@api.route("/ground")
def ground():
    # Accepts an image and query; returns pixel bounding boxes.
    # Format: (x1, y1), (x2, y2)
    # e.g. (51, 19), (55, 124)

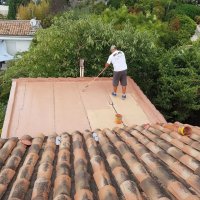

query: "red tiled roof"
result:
(0, 20), (41, 36)
(0, 123), (199, 200)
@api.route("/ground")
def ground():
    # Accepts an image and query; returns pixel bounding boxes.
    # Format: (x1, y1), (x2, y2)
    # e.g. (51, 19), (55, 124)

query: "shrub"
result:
(169, 15), (196, 43)
(195, 16), (200, 24)
(174, 4), (200, 20)
(17, 0), (50, 20)
(92, 2), (107, 14)
(155, 43), (200, 122)
(0, 103), (6, 132)
(152, 5), (165, 20)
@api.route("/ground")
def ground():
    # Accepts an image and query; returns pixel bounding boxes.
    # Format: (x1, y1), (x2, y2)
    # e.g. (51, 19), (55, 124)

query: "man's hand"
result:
(105, 63), (110, 68)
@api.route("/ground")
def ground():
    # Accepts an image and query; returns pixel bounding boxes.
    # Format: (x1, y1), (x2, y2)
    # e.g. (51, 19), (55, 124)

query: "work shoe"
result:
(122, 94), (126, 100)
(112, 92), (117, 97)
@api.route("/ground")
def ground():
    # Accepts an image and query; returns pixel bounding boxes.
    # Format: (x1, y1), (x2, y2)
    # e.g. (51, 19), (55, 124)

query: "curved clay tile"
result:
(0, 139), (18, 166)
(93, 170), (111, 189)
(90, 155), (106, 172)
(54, 175), (71, 198)
(9, 178), (30, 199)
(54, 194), (72, 200)
(107, 154), (122, 171)
(32, 177), (51, 200)
(98, 185), (119, 200)
(74, 189), (93, 200)
(54, 132), (71, 200)
(20, 135), (33, 146)
(120, 180), (142, 200)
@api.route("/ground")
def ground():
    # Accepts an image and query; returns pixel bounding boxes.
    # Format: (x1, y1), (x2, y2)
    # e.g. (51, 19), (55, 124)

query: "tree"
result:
(162, 14), (197, 47)
(17, 0), (50, 20)
(155, 43), (200, 121)
(7, 0), (26, 19)
(50, 0), (70, 14)
(172, 3), (200, 20)
(107, 0), (122, 9)
(7, 0), (16, 19)
(0, 10), (162, 101)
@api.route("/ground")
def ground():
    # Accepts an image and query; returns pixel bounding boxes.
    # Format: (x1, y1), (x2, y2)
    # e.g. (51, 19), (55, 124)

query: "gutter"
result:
(0, 36), (33, 41)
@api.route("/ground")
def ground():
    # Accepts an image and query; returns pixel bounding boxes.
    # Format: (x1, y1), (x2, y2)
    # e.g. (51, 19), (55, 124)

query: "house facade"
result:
(0, 19), (41, 67)
(0, 5), (8, 16)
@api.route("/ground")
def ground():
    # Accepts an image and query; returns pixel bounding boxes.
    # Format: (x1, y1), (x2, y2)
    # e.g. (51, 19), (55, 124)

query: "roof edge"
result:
(2, 81), (18, 138)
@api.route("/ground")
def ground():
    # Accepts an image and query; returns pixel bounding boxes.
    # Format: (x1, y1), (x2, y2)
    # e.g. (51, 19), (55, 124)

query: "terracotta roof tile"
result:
(9, 178), (30, 199)
(98, 185), (119, 200)
(0, 123), (199, 199)
(0, 20), (41, 36)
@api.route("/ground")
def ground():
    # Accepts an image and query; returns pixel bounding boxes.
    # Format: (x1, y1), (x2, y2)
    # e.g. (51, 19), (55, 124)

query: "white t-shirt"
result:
(107, 50), (127, 72)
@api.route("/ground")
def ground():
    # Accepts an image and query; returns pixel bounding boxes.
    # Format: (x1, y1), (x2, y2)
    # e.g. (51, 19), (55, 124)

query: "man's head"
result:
(110, 45), (117, 53)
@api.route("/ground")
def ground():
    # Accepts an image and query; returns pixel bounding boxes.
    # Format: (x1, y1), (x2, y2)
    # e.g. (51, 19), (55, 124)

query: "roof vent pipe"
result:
(80, 59), (84, 77)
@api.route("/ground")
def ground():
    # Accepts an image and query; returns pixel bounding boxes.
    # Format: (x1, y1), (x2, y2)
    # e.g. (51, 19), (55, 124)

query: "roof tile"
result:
(0, 123), (199, 199)
(98, 185), (119, 200)
(93, 171), (111, 189)
(9, 178), (30, 199)
(74, 189), (93, 200)
(0, 20), (41, 36)
(120, 180), (142, 200)
(54, 175), (71, 198)
(31, 178), (50, 199)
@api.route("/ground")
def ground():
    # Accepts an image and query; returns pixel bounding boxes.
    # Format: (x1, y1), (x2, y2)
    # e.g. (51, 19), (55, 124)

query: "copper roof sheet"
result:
(2, 77), (166, 138)
(0, 123), (199, 199)
(0, 20), (41, 36)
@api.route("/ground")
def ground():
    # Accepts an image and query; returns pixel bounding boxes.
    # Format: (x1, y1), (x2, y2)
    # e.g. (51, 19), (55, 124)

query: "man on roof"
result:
(105, 45), (128, 100)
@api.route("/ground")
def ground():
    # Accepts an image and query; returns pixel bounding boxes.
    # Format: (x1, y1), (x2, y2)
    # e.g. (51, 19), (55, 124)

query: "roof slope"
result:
(0, 20), (41, 36)
(2, 77), (166, 138)
(0, 123), (199, 200)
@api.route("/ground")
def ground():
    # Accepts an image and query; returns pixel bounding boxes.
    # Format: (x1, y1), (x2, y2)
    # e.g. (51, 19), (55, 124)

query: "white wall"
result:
(0, 5), (8, 16)
(191, 25), (200, 42)
(5, 40), (32, 56)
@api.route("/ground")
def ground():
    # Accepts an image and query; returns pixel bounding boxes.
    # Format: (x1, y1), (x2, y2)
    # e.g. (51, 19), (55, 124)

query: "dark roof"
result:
(0, 123), (200, 200)
(0, 20), (41, 36)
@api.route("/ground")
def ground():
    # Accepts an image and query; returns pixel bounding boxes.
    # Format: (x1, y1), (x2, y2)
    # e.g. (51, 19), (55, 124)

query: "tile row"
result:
(114, 127), (200, 200)
(0, 124), (199, 200)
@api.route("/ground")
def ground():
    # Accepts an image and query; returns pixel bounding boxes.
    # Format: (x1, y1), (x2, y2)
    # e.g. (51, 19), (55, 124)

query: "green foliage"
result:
(7, 0), (16, 19)
(152, 4), (165, 20)
(173, 3), (200, 20)
(41, 14), (53, 28)
(91, 2), (107, 14)
(107, 0), (122, 9)
(101, 5), (160, 30)
(195, 16), (200, 24)
(0, 103), (6, 132)
(7, 0), (25, 19)
(0, 14), (6, 19)
(168, 15), (196, 44)
(155, 42), (200, 121)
